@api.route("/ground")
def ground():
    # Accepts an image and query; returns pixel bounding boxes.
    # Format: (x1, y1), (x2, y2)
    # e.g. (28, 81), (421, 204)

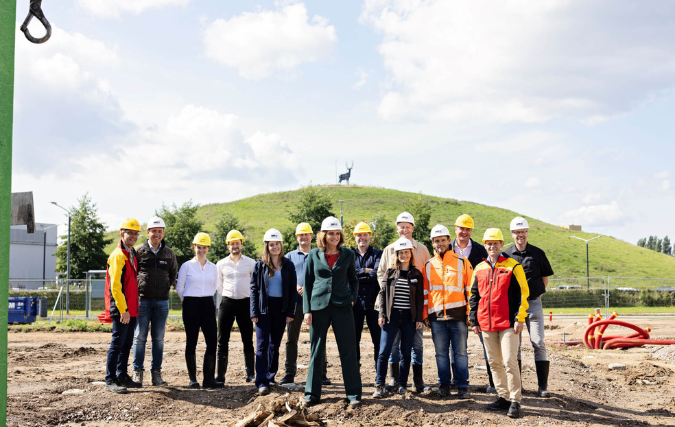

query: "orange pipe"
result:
(583, 320), (650, 350)
(602, 338), (675, 350)
(595, 312), (618, 349)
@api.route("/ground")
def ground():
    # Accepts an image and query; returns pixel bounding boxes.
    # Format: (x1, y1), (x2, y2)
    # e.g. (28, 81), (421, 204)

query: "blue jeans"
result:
(376, 309), (415, 386)
(106, 316), (137, 383)
(132, 299), (169, 372)
(388, 327), (424, 366)
(430, 320), (469, 388)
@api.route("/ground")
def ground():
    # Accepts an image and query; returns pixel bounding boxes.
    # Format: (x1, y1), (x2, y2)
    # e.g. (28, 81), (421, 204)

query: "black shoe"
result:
(372, 384), (386, 399)
(457, 388), (470, 399)
(186, 354), (199, 389)
(535, 360), (551, 398)
(202, 354), (224, 389)
(258, 385), (270, 396)
(385, 363), (399, 392)
(412, 364), (430, 393)
(244, 352), (255, 383)
(321, 375), (331, 386)
(188, 381), (200, 389)
(279, 374), (295, 385)
(435, 384), (451, 397)
(118, 373), (142, 389)
(151, 369), (167, 386)
(487, 397), (511, 411)
(397, 386), (408, 395)
(216, 354), (227, 383)
(105, 380), (128, 394)
(246, 374), (255, 383)
(507, 401), (521, 418)
(304, 396), (320, 407)
(349, 399), (361, 409)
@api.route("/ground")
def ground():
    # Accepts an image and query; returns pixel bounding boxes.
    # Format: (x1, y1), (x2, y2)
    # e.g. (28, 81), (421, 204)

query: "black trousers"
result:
(217, 296), (255, 358)
(353, 307), (381, 365)
(183, 296), (217, 356)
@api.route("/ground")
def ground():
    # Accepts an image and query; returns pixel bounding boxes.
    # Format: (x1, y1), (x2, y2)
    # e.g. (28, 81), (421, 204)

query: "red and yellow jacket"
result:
(423, 250), (473, 321)
(468, 255), (529, 332)
(105, 241), (139, 317)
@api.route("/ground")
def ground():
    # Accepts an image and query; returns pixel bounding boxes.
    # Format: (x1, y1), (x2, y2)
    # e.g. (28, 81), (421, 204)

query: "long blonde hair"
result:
(261, 241), (284, 277)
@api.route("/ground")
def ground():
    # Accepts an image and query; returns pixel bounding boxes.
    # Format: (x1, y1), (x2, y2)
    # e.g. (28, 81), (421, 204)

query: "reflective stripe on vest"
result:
(427, 300), (467, 314)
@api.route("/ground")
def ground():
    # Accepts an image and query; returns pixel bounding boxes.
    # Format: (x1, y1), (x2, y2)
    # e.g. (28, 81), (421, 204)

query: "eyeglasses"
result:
(512, 231), (528, 236)
(124, 231), (140, 237)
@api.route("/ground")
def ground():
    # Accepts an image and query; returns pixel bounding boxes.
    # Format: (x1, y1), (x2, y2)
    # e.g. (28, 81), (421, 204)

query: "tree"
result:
(663, 236), (672, 255)
(646, 235), (657, 251)
(56, 193), (112, 278)
(405, 194), (433, 253)
(371, 214), (397, 250)
(156, 201), (204, 265)
(656, 239), (663, 253)
(283, 186), (336, 252)
(208, 212), (258, 261)
(637, 238), (646, 247)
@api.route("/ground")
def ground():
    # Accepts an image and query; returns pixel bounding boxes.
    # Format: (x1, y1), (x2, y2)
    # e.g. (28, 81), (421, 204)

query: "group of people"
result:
(103, 210), (553, 419)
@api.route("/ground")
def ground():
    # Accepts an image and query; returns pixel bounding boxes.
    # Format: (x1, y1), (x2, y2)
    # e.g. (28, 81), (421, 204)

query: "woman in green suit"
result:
(303, 216), (362, 408)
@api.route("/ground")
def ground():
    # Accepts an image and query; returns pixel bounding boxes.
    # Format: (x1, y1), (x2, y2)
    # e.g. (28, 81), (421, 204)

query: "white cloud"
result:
(560, 201), (626, 227)
(203, 2), (337, 80)
(77, 0), (192, 17)
(361, 0), (675, 123)
(525, 177), (541, 189)
(354, 67), (369, 89)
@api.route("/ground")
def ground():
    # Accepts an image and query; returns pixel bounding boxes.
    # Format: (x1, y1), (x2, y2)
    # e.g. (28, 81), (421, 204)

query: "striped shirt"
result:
(393, 270), (411, 310)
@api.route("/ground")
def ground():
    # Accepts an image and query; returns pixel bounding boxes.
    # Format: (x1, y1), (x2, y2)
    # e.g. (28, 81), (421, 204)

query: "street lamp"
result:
(51, 202), (72, 313)
(338, 200), (345, 226)
(570, 235), (602, 289)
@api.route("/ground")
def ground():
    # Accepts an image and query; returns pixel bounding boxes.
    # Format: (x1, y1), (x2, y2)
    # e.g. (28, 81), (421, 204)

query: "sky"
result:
(10, 0), (675, 245)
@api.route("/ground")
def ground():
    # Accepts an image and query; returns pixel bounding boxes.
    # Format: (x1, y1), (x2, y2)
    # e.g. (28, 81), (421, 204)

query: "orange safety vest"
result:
(423, 250), (473, 320)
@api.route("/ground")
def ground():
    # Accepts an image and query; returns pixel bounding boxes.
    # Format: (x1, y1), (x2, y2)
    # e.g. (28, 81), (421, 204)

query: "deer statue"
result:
(338, 161), (354, 185)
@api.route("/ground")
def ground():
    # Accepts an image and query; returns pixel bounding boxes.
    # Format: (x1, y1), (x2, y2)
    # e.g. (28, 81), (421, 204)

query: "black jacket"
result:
(379, 267), (424, 323)
(352, 246), (383, 311)
(135, 240), (178, 300)
(250, 258), (297, 318)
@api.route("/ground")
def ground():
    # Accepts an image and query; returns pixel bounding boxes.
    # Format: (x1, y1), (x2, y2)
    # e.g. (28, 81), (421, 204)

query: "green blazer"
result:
(303, 247), (359, 313)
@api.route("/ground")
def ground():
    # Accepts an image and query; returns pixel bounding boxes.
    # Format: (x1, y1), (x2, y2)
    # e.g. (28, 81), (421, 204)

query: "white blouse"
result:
(176, 258), (218, 300)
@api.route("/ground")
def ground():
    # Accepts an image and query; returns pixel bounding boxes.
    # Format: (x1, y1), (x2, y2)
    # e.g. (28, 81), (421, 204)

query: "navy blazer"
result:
(352, 246), (382, 311)
(303, 247), (359, 313)
(250, 258), (297, 318)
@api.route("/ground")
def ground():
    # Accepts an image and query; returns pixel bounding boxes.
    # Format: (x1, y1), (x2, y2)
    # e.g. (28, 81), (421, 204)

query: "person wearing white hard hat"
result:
(250, 229), (297, 396)
(176, 233), (223, 389)
(351, 222), (383, 370)
(503, 217), (554, 398)
(376, 211), (431, 393)
(215, 230), (257, 384)
(131, 216), (177, 388)
(280, 223), (330, 386)
(303, 217), (362, 408)
(422, 224), (474, 398)
(469, 228), (529, 418)
(372, 238), (424, 398)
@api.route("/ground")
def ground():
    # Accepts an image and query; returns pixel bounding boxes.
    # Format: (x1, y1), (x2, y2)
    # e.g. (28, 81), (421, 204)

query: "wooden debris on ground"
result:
(232, 395), (322, 427)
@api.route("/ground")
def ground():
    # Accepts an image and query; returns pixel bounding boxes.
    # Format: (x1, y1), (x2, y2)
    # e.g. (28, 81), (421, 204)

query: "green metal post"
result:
(0, 1), (17, 424)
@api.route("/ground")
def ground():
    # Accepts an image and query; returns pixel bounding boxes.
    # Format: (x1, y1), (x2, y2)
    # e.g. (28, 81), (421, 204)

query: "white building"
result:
(10, 223), (58, 290)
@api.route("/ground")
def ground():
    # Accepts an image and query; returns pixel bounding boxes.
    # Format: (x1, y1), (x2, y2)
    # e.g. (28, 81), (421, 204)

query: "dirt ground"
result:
(7, 316), (675, 427)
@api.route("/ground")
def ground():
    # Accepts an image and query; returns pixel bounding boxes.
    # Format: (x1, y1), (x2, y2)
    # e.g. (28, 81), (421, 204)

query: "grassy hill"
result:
(106, 186), (675, 283)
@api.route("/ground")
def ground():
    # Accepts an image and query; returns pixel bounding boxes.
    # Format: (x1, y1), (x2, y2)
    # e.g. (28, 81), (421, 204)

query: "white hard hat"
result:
(393, 237), (413, 252)
(321, 216), (342, 231)
(430, 224), (450, 239)
(510, 217), (529, 231)
(396, 211), (415, 225)
(147, 216), (166, 229)
(263, 228), (283, 242)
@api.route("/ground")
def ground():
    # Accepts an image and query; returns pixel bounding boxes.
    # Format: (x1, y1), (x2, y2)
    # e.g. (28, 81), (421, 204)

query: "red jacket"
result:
(105, 241), (139, 317)
(468, 255), (529, 332)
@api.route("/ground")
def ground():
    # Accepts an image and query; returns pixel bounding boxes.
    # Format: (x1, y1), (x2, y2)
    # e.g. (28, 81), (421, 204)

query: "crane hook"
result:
(21, 0), (52, 44)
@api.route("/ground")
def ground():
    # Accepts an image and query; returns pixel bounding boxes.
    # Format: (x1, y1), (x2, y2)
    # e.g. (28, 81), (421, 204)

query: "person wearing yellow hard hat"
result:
(250, 229), (297, 396)
(279, 223), (330, 386)
(176, 232), (223, 389)
(104, 218), (141, 394)
(468, 228), (530, 418)
(351, 221), (383, 370)
(503, 217), (554, 398)
(450, 214), (492, 393)
(214, 229), (257, 384)
(303, 217), (362, 408)
(376, 211), (431, 394)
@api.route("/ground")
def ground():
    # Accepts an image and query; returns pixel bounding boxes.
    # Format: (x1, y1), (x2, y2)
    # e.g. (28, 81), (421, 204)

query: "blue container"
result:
(8, 297), (39, 324)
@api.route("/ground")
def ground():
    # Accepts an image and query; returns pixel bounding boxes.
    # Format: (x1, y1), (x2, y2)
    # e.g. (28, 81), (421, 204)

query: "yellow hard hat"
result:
(455, 214), (474, 229)
(353, 222), (372, 235)
(120, 218), (141, 231)
(295, 222), (313, 235)
(482, 228), (504, 243)
(193, 232), (211, 246)
(226, 230), (245, 244)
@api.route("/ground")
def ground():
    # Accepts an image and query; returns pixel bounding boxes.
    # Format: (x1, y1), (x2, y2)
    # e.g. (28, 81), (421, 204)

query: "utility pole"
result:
(570, 235), (602, 289)
(339, 200), (345, 226)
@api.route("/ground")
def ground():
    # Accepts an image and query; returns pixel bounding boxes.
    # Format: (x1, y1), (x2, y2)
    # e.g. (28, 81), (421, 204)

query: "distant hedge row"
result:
(9, 290), (186, 312)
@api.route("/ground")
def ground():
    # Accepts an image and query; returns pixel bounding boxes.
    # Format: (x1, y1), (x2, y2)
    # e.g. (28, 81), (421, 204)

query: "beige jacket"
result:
(375, 239), (431, 310)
